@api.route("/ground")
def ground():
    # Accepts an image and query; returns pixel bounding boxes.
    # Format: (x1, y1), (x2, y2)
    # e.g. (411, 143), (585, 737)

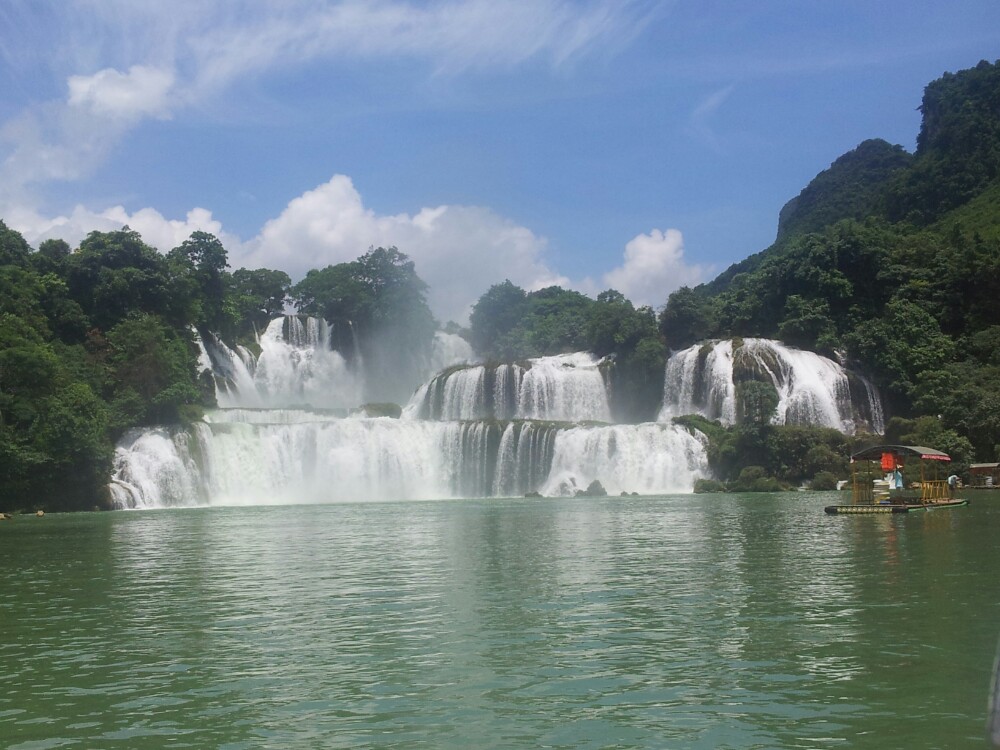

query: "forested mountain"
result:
(2, 59), (999, 509)
(660, 59), (1000, 462)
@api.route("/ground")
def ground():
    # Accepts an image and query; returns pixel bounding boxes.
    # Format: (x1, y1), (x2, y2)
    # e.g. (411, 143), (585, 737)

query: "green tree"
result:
(776, 295), (838, 353)
(0, 313), (61, 430)
(31, 383), (112, 510)
(588, 291), (667, 422)
(67, 228), (178, 330)
(228, 267), (291, 339)
(0, 220), (32, 267)
(168, 231), (230, 331)
(0, 312), (112, 510)
(886, 415), (974, 473)
(846, 297), (955, 411)
(104, 313), (202, 431)
(468, 280), (528, 356)
(292, 247), (436, 401)
(30, 238), (72, 275)
(775, 139), (912, 239)
(736, 380), (779, 428)
(888, 60), (1000, 224)
(659, 286), (716, 350)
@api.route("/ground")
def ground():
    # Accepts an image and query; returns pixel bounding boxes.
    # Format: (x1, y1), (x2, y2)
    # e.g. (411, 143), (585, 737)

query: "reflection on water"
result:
(1, 494), (998, 749)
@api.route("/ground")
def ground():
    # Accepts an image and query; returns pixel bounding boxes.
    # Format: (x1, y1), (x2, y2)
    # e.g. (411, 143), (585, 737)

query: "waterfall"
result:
(659, 340), (737, 425)
(109, 411), (707, 508)
(203, 318), (475, 411)
(540, 424), (710, 497)
(405, 352), (611, 422)
(111, 331), (890, 507)
(113, 323), (712, 507)
(659, 338), (884, 434)
(226, 317), (364, 409)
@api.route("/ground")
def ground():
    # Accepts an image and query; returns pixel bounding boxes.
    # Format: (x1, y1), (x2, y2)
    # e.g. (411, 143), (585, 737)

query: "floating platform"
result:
(824, 499), (969, 515)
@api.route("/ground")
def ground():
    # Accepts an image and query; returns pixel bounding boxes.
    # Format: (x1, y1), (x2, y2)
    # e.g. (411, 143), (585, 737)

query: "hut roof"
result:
(851, 445), (951, 462)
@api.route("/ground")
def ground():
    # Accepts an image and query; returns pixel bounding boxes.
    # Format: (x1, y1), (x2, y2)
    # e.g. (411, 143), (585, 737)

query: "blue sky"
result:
(1, 1), (998, 322)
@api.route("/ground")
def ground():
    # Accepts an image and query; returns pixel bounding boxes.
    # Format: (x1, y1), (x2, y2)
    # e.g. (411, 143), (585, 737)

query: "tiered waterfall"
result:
(109, 318), (709, 508)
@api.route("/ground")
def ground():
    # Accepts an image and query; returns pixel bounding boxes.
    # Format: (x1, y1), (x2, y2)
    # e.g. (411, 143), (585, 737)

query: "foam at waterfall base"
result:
(110, 414), (709, 508)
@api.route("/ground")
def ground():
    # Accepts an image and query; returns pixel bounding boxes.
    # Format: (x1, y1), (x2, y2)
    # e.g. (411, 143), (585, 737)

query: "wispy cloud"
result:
(688, 84), (734, 152)
(185, 1), (654, 89)
(8, 0), (655, 103)
(0, 0), (654, 217)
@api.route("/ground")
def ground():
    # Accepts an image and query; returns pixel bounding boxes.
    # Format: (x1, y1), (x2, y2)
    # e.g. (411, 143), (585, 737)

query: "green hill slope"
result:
(660, 59), (1000, 460)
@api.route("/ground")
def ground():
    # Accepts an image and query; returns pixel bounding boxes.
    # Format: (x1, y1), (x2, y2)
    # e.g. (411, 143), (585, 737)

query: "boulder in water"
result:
(576, 480), (607, 497)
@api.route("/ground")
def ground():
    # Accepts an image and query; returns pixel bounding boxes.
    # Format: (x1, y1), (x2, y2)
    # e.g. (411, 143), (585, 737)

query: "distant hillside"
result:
(704, 59), (1000, 299)
(776, 139), (912, 240)
(702, 140), (913, 296)
(888, 59), (1000, 225)
(659, 59), (1000, 461)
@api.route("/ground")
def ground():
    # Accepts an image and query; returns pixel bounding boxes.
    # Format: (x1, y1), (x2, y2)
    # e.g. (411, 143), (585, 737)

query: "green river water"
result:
(2, 492), (998, 749)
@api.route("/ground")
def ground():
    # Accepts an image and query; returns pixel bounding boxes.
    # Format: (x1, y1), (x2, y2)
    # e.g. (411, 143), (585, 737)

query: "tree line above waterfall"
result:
(3, 59), (1000, 510)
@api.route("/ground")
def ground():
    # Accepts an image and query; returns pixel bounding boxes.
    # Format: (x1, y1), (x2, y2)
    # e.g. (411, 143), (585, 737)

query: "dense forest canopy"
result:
(2, 59), (1000, 509)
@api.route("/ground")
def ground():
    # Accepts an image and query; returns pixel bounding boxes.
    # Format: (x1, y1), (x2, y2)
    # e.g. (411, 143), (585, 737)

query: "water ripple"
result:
(2, 494), (998, 749)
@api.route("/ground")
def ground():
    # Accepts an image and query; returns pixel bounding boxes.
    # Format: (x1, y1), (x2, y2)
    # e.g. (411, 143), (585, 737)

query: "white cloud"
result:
(68, 65), (175, 120)
(240, 175), (567, 323)
(1, 66), (173, 199)
(10, 175), (706, 323)
(599, 228), (708, 308)
(12, 203), (238, 258)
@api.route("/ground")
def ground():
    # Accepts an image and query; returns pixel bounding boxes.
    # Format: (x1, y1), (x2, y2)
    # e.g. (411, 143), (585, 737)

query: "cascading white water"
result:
(203, 332), (262, 407)
(110, 428), (206, 508)
(109, 410), (708, 508)
(204, 319), (474, 411)
(659, 341), (737, 424)
(404, 352), (611, 422)
(540, 424), (710, 497)
(427, 332), (474, 376)
(517, 353), (611, 422)
(110, 416), (460, 507)
(220, 317), (364, 410)
(114, 319), (711, 507)
(112, 329), (893, 508)
(658, 338), (884, 434)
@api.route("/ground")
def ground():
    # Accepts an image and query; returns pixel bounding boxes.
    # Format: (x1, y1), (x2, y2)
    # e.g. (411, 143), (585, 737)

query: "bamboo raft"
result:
(824, 444), (969, 515)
